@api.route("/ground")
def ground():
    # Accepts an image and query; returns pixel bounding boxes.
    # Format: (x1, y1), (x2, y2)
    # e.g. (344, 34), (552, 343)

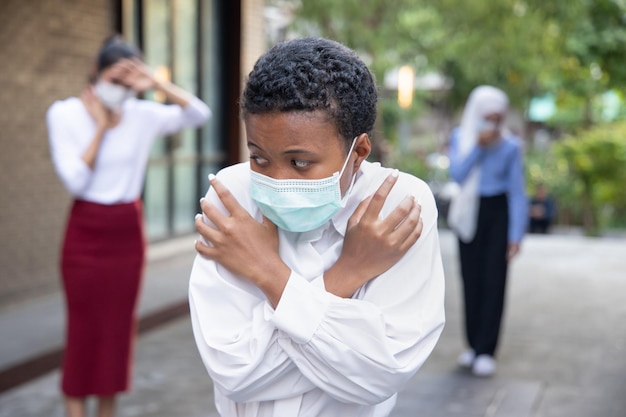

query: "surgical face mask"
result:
(250, 138), (357, 232)
(94, 80), (135, 110)
(477, 119), (498, 133)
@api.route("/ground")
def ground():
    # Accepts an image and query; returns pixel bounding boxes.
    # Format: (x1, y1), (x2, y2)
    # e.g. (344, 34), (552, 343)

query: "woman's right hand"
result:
(324, 171), (424, 298)
(78, 87), (118, 168)
(478, 129), (500, 147)
(80, 87), (114, 129)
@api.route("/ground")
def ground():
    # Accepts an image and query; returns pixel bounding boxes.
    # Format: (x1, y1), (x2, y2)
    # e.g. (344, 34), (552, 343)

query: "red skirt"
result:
(60, 199), (145, 397)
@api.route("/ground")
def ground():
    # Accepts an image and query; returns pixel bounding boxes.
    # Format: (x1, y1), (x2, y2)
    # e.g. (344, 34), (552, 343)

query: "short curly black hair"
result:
(242, 37), (378, 150)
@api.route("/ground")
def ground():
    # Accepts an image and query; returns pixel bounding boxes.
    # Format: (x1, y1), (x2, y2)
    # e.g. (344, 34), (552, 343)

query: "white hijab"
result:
(447, 85), (509, 242)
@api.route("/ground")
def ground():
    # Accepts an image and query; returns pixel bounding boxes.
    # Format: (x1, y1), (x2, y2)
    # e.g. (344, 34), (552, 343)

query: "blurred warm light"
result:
(398, 65), (414, 109)
(153, 65), (171, 102)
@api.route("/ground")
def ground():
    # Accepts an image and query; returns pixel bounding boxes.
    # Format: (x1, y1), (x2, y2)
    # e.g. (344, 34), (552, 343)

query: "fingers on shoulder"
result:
(387, 173), (437, 227)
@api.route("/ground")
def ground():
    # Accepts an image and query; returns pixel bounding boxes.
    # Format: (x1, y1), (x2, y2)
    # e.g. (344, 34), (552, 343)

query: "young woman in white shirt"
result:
(47, 35), (210, 417)
(190, 37), (445, 417)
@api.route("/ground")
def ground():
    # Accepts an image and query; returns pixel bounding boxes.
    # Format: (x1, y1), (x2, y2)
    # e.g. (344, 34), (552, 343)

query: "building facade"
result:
(0, 0), (267, 309)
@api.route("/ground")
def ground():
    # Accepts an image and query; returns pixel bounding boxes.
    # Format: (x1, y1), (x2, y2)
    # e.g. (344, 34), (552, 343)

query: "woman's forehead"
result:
(483, 112), (504, 121)
(245, 112), (343, 150)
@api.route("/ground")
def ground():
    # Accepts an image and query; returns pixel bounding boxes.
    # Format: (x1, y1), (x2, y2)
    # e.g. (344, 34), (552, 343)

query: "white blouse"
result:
(46, 96), (211, 204)
(189, 160), (446, 417)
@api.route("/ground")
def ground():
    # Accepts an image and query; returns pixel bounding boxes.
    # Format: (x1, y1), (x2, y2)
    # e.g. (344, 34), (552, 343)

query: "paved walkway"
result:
(1, 230), (625, 417)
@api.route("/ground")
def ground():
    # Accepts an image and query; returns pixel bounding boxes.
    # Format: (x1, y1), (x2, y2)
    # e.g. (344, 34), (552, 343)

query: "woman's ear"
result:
(352, 133), (371, 170)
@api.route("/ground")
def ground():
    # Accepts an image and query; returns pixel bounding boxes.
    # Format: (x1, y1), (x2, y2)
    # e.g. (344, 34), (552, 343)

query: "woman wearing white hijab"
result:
(447, 85), (527, 377)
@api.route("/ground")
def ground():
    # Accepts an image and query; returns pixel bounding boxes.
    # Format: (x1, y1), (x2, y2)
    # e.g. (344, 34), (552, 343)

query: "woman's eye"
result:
(250, 155), (268, 166)
(291, 160), (310, 168)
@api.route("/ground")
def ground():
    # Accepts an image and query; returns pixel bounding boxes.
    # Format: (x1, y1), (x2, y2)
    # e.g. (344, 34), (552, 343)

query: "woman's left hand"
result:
(194, 176), (290, 294)
(108, 58), (156, 92)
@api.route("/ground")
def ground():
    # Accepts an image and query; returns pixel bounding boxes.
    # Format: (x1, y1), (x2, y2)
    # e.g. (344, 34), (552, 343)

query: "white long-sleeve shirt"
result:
(189, 160), (446, 417)
(46, 96), (211, 204)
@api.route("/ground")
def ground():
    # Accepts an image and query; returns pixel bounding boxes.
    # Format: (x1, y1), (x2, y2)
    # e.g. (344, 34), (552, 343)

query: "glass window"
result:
(143, 164), (169, 240)
(122, 0), (224, 241)
(173, 162), (197, 233)
(172, 0), (199, 234)
(121, 0), (140, 45)
(143, 0), (171, 159)
(142, 0), (172, 239)
(200, 0), (223, 194)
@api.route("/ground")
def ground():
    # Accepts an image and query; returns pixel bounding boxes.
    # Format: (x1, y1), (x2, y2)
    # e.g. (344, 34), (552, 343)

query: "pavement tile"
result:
(391, 373), (541, 417)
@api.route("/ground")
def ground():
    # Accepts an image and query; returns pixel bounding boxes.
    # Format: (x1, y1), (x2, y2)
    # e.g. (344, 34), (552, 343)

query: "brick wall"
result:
(0, 0), (114, 309)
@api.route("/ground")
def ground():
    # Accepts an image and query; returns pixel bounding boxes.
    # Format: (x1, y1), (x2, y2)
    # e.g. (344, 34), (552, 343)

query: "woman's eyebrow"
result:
(283, 148), (316, 156)
(247, 141), (264, 152)
(249, 141), (316, 156)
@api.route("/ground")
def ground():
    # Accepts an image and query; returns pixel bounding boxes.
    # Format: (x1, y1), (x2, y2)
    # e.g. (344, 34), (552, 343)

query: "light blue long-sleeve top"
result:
(448, 127), (528, 243)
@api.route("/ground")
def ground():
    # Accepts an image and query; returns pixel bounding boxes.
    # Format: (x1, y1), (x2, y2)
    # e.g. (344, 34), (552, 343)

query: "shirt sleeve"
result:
(268, 180), (446, 405)
(152, 96), (211, 137)
(188, 180), (316, 403)
(448, 128), (484, 185)
(507, 141), (528, 243)
(46, 102), (93, 195)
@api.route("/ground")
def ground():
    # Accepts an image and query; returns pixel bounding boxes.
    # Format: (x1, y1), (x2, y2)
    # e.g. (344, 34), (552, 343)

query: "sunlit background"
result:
(267, 0), (626, 239)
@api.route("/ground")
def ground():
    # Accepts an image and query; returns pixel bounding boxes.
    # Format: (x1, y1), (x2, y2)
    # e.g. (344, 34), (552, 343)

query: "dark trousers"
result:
(529, 218), (550, 234)
(459, 194), (508, 357)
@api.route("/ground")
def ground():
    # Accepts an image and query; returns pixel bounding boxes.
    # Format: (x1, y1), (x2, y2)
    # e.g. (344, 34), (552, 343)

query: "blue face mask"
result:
(477, 119), (498, 133)
(250, 138), (357, 232)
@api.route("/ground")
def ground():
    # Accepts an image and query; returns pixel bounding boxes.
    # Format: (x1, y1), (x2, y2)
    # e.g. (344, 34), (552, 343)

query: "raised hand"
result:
(324, 171), (424, 298)
(478, 129), (500, 147)
(80, 87), (117, 129)
(195, 175), (290, 307)
(108, 58), (156, 93)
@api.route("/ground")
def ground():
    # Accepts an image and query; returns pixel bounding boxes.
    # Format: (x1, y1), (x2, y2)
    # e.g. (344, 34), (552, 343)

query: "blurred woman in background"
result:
(447, 85), (527, 377)
(46, 35), (210, 417)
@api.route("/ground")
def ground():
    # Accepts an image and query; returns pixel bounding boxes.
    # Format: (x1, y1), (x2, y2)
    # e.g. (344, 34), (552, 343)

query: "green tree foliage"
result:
(554, 122), (626, 234)
(424, 0), (565, 108)
(290, 0), (626, 120)
(539, 0), (626, 127)
(288, 0), (626, 232)
(291, 0), (445, 82)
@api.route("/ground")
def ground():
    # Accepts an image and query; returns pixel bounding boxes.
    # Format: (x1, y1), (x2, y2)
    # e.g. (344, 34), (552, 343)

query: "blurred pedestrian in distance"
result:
(529, 183), (555, 234)
(46, 34), (210, 417)
(189, 37), (445, 417)
(447, 85), (527, 377)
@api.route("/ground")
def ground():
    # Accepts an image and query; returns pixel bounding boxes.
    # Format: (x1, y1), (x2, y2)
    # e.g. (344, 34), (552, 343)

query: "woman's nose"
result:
(263, 166), (294, 180)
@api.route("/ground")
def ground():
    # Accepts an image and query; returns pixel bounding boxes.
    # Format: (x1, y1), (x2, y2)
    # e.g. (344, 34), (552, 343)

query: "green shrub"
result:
(554, 121), (626, 235)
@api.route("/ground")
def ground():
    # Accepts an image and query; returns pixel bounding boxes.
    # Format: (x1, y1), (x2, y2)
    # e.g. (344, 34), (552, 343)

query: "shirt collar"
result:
(330, 161), (385, 237)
